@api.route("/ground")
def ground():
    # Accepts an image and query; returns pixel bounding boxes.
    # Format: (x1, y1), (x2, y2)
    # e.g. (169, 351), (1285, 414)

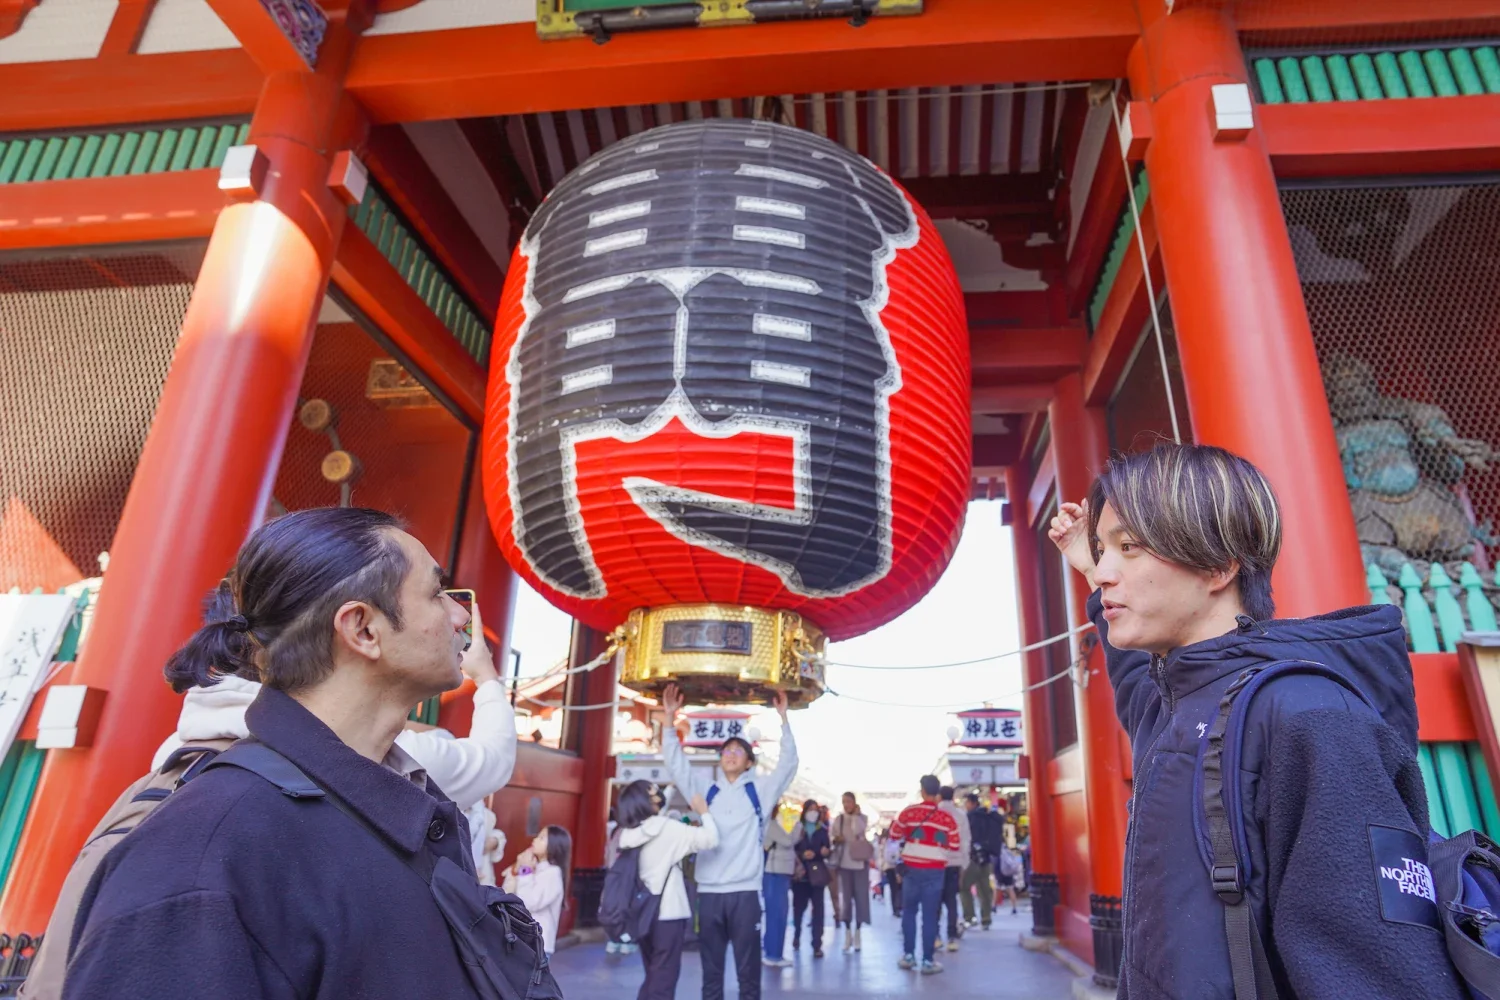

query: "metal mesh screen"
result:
(1282, 180), (1500, 617)
(1107, 298), (1192, 455)
(271, 314), (474, 576)
(0, 244), (204, 591)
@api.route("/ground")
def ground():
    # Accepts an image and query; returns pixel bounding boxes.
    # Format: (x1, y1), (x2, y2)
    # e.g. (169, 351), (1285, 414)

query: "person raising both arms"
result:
(660, 683), (798, 1000)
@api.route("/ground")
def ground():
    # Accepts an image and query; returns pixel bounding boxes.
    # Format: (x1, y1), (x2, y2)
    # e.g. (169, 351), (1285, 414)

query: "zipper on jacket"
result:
(1121, 654), (1176, 963)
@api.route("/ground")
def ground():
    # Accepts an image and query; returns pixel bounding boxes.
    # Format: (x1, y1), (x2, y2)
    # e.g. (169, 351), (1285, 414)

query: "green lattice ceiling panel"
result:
(1250, 44), (1500, 104)
(348, 184), (491, 367)
(0, 121), (249, 185)
(1088, 168), (1151, 334)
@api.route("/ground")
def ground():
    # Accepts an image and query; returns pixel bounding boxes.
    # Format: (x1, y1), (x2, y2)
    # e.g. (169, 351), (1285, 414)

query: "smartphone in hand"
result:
(445, 588), (476, 650)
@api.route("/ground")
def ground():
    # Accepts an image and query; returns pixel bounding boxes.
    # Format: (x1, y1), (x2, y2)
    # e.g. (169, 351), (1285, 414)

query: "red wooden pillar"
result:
(563, 623), (617, 881)
(0, 20), (368, 932)
(1050, 373), (1130, 981)
(442, 472), (520, 737)
(1129, 8), (1366, 616)
(1006, 464), (1060, 939)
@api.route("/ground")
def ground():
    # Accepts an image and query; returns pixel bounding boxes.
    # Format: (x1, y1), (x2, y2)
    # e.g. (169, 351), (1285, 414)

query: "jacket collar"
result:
(246, 686), (439, 854)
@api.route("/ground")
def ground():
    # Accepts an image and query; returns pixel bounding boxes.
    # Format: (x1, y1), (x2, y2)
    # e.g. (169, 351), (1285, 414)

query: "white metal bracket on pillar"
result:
(1211, 83), (1255, 141)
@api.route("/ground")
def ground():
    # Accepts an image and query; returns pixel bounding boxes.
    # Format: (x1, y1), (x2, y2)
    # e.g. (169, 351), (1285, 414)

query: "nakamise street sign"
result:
(953, 707), (1024, 749)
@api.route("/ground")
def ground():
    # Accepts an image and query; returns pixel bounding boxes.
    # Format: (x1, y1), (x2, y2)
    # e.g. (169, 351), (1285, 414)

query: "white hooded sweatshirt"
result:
(151, 675), (517, 812)
(617, 813), (720, 922)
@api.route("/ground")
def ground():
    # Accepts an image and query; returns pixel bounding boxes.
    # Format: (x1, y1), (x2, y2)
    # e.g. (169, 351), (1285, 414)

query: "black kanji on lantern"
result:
(505, 119), (917, 599)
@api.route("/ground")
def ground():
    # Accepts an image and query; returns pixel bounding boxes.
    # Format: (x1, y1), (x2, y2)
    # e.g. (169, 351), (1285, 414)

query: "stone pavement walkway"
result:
(550, 896), (1079, 1000)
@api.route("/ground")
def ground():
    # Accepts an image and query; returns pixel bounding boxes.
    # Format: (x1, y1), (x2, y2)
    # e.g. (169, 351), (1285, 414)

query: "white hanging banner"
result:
(953, 707), (1024, 749)
(0, 594), (77, 762)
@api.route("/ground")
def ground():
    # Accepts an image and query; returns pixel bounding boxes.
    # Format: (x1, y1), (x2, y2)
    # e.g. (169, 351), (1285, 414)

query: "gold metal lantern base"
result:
(617, 604), (826, 707)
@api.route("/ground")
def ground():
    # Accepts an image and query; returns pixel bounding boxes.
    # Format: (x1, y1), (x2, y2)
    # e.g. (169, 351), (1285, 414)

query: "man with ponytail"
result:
(62, 508), (504, 1000)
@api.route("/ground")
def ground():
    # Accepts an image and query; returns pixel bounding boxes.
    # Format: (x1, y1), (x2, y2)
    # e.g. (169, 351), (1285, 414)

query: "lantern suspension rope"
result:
(815, 620), (1093, 670)
(821, 647), (1092, 710)
(1110, 83), (1182, 445)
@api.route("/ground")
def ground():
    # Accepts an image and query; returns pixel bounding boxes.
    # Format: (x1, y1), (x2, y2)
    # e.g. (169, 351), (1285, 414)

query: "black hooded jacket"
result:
(1089, 591), (1466, 1000)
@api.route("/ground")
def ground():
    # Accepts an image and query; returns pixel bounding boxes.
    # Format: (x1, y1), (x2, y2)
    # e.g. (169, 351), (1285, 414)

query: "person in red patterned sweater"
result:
(888, 775), (961, 975)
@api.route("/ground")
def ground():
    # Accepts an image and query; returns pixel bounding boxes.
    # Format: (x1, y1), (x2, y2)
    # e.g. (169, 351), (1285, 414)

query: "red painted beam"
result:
(971, 383), (1054, 414)
(1236, 0), (1500, 46)
(0, 51), (260, 132)
(1418, 651), (1478, 743)
(346, 0), (1137, 123)
(0, 170), (222, 250)
(364, 124), (503, 319)
(973, 433), (1024, 467)
(331, 225), (487, 423)
(971, 326), (1086, 382)
(205, 0), (313, 74)
(965, 290), (1063, 328)
(1261, 95), (1500, 179)
(901, 174), (1053, 220)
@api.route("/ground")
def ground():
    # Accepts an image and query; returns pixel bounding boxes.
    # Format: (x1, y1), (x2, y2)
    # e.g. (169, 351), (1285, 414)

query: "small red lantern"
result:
(482, 119), (969, 704)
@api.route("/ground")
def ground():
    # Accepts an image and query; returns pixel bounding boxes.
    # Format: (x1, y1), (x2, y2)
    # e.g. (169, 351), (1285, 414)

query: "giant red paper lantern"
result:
(482, 119), (969, 701)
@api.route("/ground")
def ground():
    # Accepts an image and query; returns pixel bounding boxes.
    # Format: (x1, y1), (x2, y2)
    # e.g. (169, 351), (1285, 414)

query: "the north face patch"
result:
(1369, 825), (1441, 930)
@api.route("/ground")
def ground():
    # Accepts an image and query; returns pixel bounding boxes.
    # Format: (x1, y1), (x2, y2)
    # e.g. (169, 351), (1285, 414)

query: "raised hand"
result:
(460, 601), (500, 686)
(773, 688), (790, 721)
(1048, 500), (1097, 587)
(690, 793), (709, 816)
(662, 683), (685, 722)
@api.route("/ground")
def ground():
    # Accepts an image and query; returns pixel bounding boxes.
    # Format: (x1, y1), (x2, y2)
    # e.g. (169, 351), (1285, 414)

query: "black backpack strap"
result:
(1203, 668), (1281, 1000)
(1203, 661), (1374, 1000)
(205, 740), (435, 882)
(203, 741), (326, 799)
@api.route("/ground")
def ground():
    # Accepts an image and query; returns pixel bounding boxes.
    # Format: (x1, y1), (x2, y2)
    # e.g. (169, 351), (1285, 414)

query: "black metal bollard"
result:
(0, 932), (43, 997)
(1089, 894), (1123, 988)
(1029, 872), (1059, 937)
(571, 867), (608, 928)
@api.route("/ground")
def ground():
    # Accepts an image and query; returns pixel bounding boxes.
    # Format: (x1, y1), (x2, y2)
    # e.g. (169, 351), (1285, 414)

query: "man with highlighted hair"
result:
(1050, 442), (1464, 1000)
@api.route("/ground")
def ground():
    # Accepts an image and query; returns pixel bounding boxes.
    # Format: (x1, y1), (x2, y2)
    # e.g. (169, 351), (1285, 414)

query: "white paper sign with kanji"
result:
(0, 594), (77, 762)
(953, 708), (1024, 749)
(681, 710), (752, 748)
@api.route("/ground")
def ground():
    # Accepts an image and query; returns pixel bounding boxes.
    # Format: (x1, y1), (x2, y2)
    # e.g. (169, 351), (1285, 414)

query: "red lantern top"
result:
(481, 119), (969, 641)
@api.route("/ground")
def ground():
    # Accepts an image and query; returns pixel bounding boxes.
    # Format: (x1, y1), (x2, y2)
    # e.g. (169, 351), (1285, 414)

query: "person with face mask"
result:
(661, 684), (798, 1000)
(790, 800), (832, 958)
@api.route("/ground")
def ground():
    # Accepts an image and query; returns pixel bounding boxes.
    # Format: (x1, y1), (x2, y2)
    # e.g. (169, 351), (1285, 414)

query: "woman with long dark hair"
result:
(504, 825), (573, 955)
(790, 799), (832, 958)
(615, 779), (718, 1000)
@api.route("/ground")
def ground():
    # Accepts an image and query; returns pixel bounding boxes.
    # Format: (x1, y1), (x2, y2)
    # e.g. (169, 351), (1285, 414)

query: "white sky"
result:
(506, 499), (1022, 796)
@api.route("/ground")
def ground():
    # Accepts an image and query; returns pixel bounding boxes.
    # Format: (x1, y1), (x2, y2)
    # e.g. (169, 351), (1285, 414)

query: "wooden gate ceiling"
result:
(502, 85), (1074, 202)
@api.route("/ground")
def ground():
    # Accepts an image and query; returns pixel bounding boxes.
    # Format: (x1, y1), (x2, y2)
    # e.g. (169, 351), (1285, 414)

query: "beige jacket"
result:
(830, 810), (872, 870)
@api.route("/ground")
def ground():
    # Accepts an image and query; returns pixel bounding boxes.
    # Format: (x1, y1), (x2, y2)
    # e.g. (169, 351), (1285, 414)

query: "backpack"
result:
(20, 743), (227, 1000)
(707, 780), (762, 826)
(998, 847), (1023, 879)
(1200, 660), (1500, 1000)
(205, 740), (562, 1000)
(598, 845), (663, 944)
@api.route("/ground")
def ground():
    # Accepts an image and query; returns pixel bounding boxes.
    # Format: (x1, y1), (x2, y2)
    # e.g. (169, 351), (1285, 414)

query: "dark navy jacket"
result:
(64, 687), (485, 1000)
(1091, 591), (1466, 1000)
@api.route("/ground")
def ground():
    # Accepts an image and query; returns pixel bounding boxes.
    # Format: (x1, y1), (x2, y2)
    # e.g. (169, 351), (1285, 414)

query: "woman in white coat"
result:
(616, 780), (719, 1000)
